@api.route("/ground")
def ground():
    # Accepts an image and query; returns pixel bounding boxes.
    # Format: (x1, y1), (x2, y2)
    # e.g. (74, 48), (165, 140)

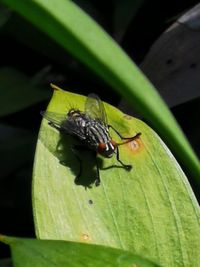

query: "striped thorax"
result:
(67, 109), (116, 158)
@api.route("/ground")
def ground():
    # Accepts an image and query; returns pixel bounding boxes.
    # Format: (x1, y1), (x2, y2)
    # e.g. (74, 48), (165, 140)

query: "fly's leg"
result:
(72, 146), (100, 187)
(109, 125), (140, 170)
(48, 121), (62, 131)
(71, 145), (83, 184)
(116, 146), (132, 171)
(95, 156), (100, 186)
(71, 145), (100, 186)
(108, 125), (141, 141)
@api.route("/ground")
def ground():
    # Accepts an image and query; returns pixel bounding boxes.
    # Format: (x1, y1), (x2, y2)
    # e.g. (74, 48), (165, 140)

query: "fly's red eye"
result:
(97, 142), (106, 153)
(97, 141), (115, 158)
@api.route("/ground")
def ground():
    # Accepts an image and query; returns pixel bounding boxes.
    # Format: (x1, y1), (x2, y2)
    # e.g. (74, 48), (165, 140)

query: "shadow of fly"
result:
(41, 94), (141, 186)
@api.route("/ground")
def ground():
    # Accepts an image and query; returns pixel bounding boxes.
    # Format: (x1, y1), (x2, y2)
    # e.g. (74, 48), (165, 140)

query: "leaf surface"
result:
(33, 87), (200, 267)
(0, 235), (159, 267)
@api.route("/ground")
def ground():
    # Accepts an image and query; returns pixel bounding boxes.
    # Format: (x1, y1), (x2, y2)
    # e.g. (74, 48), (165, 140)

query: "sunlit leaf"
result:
(33, 87), (200, 267)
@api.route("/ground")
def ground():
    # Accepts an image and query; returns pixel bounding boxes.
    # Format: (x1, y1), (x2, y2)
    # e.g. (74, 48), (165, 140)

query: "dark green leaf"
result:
(0, 4), (12, 27)
(0, 258), (12, 267)
(113, 0), (144, 41)
(0, 124), (35, 179)
(0, 235), (159, 267)
(0, 67), (49, 117)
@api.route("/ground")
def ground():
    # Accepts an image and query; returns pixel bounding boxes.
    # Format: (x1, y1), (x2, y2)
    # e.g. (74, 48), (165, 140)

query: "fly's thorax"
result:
(85, 120), (116, 157)
(66, 109), (89, 137)
(66, 109), (116, 157)
(67, 109), (88, 125)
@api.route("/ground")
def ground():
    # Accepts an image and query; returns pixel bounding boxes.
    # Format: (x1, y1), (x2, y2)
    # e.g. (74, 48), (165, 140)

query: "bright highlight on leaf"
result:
(33, 87), (200, 267)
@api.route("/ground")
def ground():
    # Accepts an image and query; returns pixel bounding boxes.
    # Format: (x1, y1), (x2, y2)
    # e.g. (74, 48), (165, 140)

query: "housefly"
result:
(41, 94), (141, 186)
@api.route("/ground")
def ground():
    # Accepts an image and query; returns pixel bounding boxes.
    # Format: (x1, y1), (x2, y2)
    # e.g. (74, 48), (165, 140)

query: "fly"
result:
(41, 94), (141, 186)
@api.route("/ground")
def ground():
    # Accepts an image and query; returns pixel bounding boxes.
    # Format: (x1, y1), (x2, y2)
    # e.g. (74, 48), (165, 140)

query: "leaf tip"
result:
(0, 234), (9, 244)
(0, 234), (5, 241)
(50, 83), (63, 91)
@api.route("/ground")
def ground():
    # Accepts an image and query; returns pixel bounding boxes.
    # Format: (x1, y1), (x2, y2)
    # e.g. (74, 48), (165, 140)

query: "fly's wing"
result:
(41, 111), (66, 129)
(41, 111), (86, 140)
(85, 93), (107, 125)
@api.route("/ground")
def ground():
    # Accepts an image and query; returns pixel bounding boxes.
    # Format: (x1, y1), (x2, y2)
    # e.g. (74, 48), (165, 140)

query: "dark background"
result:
(0, 0), (199, 261)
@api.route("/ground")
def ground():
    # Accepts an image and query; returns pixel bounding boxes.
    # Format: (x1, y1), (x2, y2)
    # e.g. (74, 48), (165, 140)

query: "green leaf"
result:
(0, 67), (49, 117)
(1, 0), (200, 184)
(0, 4), (12, 27)
(0, 124), (35, 179)
(0, 258), (12, 267)
(33, 87), (200, 267)
(0, 235), (159, 267)
(113, 0), (144, 41)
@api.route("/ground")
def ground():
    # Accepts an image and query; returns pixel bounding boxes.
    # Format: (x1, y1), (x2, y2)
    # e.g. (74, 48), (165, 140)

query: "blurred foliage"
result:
(0, 67), (50, 117)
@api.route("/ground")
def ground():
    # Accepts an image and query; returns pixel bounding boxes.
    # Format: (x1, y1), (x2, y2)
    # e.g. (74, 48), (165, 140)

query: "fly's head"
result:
(97, 140), (117, 158)
(68, 109), (82, 118)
